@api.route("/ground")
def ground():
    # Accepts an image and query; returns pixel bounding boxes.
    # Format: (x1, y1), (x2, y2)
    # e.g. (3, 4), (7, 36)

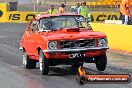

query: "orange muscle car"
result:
(20, 14), (109, 75)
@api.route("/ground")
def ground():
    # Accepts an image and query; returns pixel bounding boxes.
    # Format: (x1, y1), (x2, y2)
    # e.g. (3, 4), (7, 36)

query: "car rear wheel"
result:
(95, 54), (107, 71)
(23, 51), (36, 69)
(39, 50), (49, 75)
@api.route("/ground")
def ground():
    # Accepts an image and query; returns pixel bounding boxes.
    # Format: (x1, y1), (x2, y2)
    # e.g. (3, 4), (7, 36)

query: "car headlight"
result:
(48, 41), (57, 49)
(98, 38), (107, 46)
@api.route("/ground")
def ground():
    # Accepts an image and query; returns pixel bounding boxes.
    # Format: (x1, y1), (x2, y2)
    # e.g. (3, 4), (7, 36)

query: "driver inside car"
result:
(43, 20), (60, 30)
(44, 21), (53, 30)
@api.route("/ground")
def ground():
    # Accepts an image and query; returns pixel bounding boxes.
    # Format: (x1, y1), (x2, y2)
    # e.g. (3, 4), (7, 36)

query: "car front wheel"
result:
(23, 51), (36, 69)
(39, 50), (49, 75)
(95, 54), (107, 71)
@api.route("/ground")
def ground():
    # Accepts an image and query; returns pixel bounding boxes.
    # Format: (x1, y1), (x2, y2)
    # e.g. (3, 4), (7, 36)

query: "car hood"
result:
(42, 28), (106, 41)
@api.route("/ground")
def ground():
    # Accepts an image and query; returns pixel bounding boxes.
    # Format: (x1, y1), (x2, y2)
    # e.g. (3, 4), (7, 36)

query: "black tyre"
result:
(95, 54), (107, 71)
(22, 51), (36, 69)
(39, 50), (49, 75)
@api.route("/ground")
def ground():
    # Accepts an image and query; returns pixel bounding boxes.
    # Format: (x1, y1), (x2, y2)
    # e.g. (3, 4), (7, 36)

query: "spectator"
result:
(78, 1), (91, 22)
(120, 0), (131, 25)
(58, 3), (65, 14)
(47, 5), (58, 14)
(117, 0), (122, 20)
(75, 2), (81, 13)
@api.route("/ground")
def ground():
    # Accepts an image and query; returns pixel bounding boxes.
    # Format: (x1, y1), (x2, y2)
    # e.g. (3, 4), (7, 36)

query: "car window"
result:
(39, 18), (49, 31)
(61, 18), (77, 28)
(39, 15), (89, 31)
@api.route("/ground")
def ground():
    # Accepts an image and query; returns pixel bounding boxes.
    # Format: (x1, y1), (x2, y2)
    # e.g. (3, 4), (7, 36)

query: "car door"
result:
(23, 21), (34, 56)
(28, 21), (40, 60)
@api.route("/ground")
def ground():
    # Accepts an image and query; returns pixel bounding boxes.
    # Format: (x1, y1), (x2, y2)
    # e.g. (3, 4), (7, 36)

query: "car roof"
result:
(35, 13), (81, 20)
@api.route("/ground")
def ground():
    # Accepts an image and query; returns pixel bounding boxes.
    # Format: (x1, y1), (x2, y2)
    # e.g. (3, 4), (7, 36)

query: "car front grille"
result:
(60, 39), (96, 49)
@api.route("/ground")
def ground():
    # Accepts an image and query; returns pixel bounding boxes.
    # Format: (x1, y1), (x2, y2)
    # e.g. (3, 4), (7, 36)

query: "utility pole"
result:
(34, 0), (36, 12)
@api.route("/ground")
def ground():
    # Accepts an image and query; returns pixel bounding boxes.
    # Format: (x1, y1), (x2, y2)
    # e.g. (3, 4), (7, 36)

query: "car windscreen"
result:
(39, 15), (89, 31)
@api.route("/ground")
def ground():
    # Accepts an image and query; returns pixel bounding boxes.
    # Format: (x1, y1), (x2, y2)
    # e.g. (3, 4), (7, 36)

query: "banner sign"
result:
(6, 12), (45, 23)
(0, 3), (120, 23)
(90, 12), (120, 22)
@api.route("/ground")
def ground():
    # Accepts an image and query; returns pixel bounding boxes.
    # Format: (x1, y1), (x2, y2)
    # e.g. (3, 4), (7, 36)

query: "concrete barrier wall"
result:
(0, 3), (46, 23)
(90, 12), (120, 23)
(91, 23), (132, 52)
(0, 3), (120, 23)
(7, 11), (38, 23)
(0, 3), (8, 22)
(0, 11), (120, 23)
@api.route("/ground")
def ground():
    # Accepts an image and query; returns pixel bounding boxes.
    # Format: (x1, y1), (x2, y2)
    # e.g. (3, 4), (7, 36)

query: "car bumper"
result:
(43, 46), (109, 53)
